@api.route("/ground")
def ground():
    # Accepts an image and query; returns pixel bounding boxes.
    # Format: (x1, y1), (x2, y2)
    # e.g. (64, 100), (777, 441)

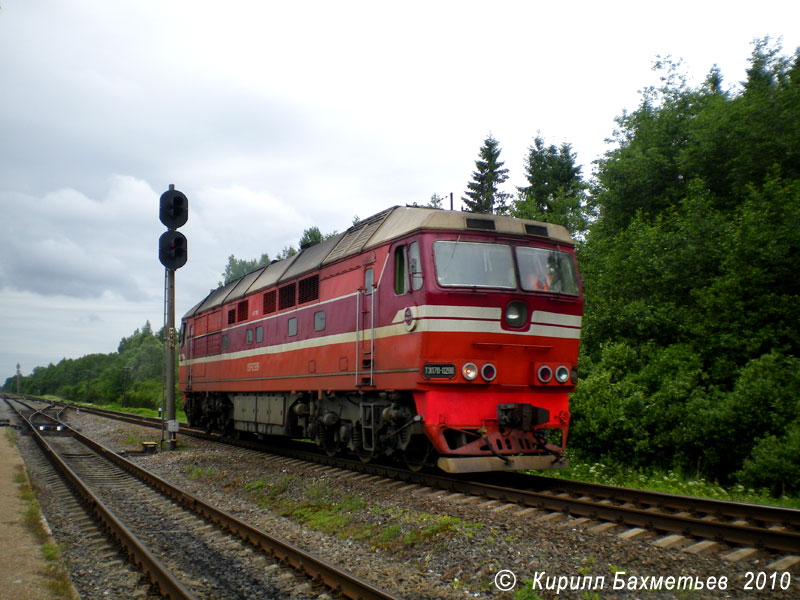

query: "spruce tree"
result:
(513, 135), (589, 235)
(462, 134), (510, 214)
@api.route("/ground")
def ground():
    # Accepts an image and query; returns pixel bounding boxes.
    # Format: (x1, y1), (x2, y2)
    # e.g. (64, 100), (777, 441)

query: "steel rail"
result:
(505, 473), (800, 529)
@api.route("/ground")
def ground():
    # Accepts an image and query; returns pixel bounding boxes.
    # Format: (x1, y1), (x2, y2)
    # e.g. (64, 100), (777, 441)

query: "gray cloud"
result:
(0, 179), (168, 302)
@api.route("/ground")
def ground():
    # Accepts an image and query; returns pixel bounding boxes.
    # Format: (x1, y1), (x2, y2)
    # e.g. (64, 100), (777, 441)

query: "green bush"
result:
(737, 423), (800, 496)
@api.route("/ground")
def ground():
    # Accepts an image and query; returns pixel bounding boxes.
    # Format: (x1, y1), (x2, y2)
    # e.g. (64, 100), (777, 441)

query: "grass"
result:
(513, 585), (545, 600)
(241, 474), (484, 554)
(185, 463), (215, 479)
(12, 465), (76, 598)
(39, 394), (188, 423)
(537, 457), (800, 509)
(121, 432), (144, 447)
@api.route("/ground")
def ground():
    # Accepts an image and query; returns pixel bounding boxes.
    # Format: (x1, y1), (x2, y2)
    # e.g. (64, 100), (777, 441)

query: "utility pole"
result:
(16, 363), (21, 394)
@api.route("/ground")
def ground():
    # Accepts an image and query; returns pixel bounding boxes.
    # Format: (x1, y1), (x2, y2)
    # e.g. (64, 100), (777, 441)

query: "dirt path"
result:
(0, 430), (53, 600)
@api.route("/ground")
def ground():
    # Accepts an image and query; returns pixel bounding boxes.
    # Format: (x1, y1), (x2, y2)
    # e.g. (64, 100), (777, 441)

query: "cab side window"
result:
(409, 241), (423, 291)
(394, 246), (408, 294)
(395, 241), (423, 294)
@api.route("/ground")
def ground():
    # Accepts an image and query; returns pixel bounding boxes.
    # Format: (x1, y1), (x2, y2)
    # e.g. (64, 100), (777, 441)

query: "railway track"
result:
(4, 395), (403, 600)
(262, 449), (800, 563)
(2, 401), (160, 599)
(47, 397), (800, 564)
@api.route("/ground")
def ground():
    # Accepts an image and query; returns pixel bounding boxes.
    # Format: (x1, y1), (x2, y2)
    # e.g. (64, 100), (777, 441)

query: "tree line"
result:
(3, 322), (172, 409)
(524, 40), (797, 495)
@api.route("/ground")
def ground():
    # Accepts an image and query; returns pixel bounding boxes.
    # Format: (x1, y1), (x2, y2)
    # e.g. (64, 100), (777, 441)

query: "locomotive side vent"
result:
(525, 224), (549, 237)
(466, 218), (496, 231)
(298, 274), (320, 303)
(278, 283), (296, 309)
(263, 290), (277, 314)
(237, 300), (248, 322)
(326, 208), (393, 263)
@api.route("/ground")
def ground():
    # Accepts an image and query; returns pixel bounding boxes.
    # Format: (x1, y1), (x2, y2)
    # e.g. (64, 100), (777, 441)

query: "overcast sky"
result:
(1, 1), (798, 381)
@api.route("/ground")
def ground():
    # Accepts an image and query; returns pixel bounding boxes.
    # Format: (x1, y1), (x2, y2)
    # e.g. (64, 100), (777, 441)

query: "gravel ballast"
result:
(60, 412), (797, 599)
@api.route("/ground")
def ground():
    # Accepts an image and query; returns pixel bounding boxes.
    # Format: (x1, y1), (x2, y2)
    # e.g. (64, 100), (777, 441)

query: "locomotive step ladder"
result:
(355, 282), (376, 387)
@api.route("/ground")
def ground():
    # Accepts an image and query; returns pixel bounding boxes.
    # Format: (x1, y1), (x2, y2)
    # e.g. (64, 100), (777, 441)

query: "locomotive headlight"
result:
(555, 365), (570, 383)
(480, 363), (497, 382)
(537, 365), (553, 383)
(504, 301), (528, 328)
(462, 362), (478, 381)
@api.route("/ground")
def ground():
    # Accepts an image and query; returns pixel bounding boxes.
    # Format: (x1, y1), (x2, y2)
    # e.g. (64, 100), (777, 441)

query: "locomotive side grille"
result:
(278, 283), (296, 309)
(237, 300), (248, 322)
(298, 274), (320, 303)
(262, 290), (276, 314)
(326, 209), (393, 262)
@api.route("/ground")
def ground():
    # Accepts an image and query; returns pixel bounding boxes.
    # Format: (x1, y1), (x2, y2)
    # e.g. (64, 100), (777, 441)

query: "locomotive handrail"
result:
(369, 281), (375, 385)
(355, 287), (360, 386)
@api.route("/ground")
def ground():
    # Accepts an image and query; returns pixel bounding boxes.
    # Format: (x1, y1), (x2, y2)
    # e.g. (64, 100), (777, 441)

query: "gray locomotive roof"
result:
(354, 206), (573, 250)
(280, 233), (344, 281)
(220, 266), (266, 304)
(183, 206), (572, 319)
(246, 253), (298, 296)
(190, 280), (237, 316)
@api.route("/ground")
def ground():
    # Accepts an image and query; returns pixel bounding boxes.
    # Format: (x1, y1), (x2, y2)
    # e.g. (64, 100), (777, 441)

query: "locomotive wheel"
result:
(357, 448), (374, 464)
(322, 432), (340, 457)
(403, 435), (431, 472)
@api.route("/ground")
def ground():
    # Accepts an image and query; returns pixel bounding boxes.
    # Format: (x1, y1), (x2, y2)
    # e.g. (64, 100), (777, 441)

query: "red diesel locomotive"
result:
(179, 206), (582, 472)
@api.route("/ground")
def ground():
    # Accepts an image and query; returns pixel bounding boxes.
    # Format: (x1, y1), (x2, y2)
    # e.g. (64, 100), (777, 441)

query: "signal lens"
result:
(462, 362), (478, 381)
(537, 365), (553, 383)
(555, 365), (570, 383)
(481, 363), (497, 382)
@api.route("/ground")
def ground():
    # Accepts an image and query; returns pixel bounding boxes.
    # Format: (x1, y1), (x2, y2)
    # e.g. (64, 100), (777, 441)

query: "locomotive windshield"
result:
(516, 247), (580, 295)
(434, 241), (516, 288)
(433, 240), (580, 295)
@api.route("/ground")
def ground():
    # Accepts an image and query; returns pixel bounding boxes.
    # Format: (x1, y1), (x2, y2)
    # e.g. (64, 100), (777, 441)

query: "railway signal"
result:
(158, 230), (188, 270)
(158, 184), (188, 450)
(159, 188), (189, 230)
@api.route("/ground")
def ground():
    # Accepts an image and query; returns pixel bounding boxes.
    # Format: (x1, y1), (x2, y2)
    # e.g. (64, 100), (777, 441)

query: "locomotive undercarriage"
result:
(184, 391), (568, 472)
(184, 390), (432, 469)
